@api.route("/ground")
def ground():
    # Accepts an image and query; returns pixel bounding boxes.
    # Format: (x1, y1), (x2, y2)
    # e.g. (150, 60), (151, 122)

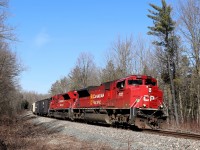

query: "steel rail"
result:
(143, 129), (200, 140)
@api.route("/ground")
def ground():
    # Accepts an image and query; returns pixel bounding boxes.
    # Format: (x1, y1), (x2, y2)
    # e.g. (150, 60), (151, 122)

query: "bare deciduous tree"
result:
(69, 52), (100, 89)
(134, 35), (157, 76)
(0, 0), (15, 41)
(113, 36), (134, 78)
(178, 0), (200, 124)
(0, 0), (22, 116)
(0, 43), (22, 115)
(179, 0), (200, 77)
(21, 91), (48, 107)
(100, 36), (134, 82)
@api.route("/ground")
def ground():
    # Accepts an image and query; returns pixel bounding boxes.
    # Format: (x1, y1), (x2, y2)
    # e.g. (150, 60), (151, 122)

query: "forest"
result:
(0, 0), (199, 129)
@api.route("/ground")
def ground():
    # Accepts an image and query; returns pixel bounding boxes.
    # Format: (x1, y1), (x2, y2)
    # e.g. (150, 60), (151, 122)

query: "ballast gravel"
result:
(22, 112), (200, 150)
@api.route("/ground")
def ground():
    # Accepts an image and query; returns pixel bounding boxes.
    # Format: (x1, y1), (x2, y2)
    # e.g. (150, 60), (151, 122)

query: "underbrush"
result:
(0, 115), (53, 149)
(165, 120), (200, 134)
(0, 113), (111, 150)
(179, 122), (200, 133)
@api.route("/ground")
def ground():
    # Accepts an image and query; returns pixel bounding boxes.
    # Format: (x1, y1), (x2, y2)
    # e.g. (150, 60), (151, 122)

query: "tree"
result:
(100, 59), (117, 82)
(101, 35), (156, 82)
(115, 36), (134, 77)
(0, 43), (22, 115)
(147, 0), (179, 125)
(134, 35), (157, 76)
(179, 0), (200, 77)
(100, 36), (134, 83)
(0, 0), (22, 116)
(178, 0), (200, 124)
(21, 100), (29, 109)
(21, 91), (48, 108)
(49, 77), (70, 95)
(0, 0), (15, 41)
(69, 52), (100, 89)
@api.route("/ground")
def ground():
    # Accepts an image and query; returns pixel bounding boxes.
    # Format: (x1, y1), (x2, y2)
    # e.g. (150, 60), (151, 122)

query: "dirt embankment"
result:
(0, 112), (111, 150)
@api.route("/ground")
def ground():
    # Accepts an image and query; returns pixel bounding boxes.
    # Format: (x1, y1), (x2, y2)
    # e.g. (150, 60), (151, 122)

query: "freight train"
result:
(32, 75), (167, 129)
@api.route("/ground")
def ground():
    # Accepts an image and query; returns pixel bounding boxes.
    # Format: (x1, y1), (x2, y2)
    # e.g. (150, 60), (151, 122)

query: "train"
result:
(32, 75), (167, 129)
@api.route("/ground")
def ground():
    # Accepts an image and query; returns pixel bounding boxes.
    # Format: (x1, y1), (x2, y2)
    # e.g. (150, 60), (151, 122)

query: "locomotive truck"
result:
(32, 75), (167, 129)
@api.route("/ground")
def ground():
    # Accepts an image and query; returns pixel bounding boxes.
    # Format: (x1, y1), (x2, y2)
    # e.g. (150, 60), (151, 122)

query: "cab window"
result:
(145, 79), (156, 86)
(117, 80), (125, 89)
(128, 79), (143, 85)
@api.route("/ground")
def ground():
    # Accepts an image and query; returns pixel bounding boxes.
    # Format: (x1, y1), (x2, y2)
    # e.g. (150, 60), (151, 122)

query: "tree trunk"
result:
(167, 55), (179, 125)
(197, 84), (200, 125)
(179, 91), (183, 123)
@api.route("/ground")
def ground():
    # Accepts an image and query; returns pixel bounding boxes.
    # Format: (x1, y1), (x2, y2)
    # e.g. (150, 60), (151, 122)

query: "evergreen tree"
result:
(147, 0), (179, 125)
(147, 0), (175, 47)
(101, 60), (117, 83)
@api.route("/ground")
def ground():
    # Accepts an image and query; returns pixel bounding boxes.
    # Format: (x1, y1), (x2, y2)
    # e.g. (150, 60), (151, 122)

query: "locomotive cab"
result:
(127, 75), (163, 109)
(126, 75), (167, 129)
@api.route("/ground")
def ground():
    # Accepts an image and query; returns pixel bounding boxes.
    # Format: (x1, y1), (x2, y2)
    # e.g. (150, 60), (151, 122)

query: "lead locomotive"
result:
(32, 75), (167, 129)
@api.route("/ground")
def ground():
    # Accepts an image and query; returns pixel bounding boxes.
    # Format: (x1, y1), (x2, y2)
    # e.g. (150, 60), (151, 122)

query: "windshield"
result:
(145, 79), (156, 86)
(128, 79), (143, 85)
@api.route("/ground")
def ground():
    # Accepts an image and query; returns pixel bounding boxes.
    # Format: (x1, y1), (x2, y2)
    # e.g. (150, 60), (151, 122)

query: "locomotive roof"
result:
(101, 75), (154, 85)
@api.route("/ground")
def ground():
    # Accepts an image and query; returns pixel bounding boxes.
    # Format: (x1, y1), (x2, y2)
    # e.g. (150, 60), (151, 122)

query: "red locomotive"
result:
(32, 75), (167, 129)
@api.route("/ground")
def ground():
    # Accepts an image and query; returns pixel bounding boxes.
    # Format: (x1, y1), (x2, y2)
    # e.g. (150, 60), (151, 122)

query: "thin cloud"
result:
(34, 30), (50, 47)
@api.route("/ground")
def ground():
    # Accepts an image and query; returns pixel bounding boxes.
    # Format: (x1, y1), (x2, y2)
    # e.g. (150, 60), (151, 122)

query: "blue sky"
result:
(8, 0), (175, 94)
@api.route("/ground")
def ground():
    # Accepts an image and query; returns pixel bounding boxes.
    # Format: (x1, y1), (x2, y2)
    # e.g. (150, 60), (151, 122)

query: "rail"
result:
(143, 129), (200, 141)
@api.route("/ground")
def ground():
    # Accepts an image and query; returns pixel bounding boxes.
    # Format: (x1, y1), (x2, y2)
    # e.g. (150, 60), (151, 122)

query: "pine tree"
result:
(147, 0), (175, 47)
(147, 0), (179, 125)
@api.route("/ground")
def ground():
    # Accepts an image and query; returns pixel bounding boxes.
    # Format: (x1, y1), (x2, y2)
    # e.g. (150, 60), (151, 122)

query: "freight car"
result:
(32, 75), (167, 129)
(32, 98), (51, 116)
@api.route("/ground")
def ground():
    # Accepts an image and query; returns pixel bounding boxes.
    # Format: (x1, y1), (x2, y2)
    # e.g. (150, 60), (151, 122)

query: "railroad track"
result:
(27, 112), (200, 141)
(143, 129), (200, 140)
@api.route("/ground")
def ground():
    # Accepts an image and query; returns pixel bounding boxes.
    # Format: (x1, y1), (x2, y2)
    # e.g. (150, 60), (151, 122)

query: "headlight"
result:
(143, 104), (146, 108)
(160, 105), (163, 109)
(149, 88), (152, 93)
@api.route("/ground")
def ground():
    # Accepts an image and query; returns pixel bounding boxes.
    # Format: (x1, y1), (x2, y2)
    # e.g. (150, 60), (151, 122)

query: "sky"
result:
(8, 0), (175, 94)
